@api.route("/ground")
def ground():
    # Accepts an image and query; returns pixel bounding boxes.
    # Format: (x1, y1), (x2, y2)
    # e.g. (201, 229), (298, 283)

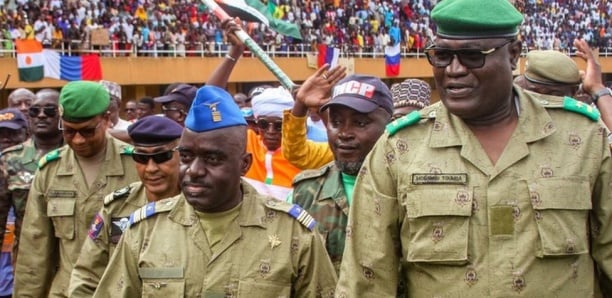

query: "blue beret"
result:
(432, 0), (523, 39)
(128, 116), (183, 147)
(59, 81), (110, 122)
(185, 86), (246, 132)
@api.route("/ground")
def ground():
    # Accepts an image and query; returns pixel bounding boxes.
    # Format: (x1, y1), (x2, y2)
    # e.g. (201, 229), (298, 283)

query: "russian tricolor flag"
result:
(385, 43), (401, 77)
(317, 44), (340, 68)
(43, 50), (103, 81)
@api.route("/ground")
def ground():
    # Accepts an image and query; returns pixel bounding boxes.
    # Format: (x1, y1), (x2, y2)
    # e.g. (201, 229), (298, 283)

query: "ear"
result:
(508, 40), (522, 71)
(240, 152), (252, 176)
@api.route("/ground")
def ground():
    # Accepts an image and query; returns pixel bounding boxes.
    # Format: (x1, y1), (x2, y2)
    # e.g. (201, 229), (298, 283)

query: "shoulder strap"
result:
(264, 199), (317, 231)
(128, 197), (177, 227)
(38, 148), (62, 169)
(120, 145), (134, 155)
(104, 184), (133, 205)
(1, 143), (23, 155)
(292, 164), (330, 186)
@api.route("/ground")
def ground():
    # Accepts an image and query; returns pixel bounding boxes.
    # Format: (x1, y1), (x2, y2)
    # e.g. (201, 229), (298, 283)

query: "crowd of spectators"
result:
(0, 0), (610, 57)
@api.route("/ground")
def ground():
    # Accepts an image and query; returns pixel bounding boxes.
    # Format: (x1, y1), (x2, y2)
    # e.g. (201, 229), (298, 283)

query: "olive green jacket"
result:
(13, 135), (139, 297)
(336, 89), (612, 297)
(94, 181), (337, 297)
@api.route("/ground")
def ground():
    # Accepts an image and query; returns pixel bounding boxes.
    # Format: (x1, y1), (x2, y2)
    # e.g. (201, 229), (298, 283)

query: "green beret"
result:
(432, 0), (524, 39)
(524, 50), (581, 85)
(59, 81), (110, 122)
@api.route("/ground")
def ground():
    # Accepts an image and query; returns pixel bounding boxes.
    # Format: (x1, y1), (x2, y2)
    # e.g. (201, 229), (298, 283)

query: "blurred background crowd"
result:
(0, 0), (610, 57)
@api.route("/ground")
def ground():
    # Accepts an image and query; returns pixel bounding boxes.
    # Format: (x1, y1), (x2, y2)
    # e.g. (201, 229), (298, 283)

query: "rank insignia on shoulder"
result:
(386, 110), (422, 136)
(88, 213), (105, 240)
(104, 185), (132, 205)
(264, 199), (317, 231)
(562, 96), (600, 121)
(128, 197), (177, 228)
(38, 148), (62, 169)
(120, 145), (134, 155)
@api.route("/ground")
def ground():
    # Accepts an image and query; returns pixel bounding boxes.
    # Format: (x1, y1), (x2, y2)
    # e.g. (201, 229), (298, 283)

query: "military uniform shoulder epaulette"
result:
(38, 148), (62, 169)
(538, 96), (600, 121)
(292, 164), (332, 186)
(386, 104), (439, 136)
(1, 143), (23, 156)
(104, 184), (133, 205)
(264, 199), (316, 231)
(128, 197), (178, 227)
(120, 145), (134, 155)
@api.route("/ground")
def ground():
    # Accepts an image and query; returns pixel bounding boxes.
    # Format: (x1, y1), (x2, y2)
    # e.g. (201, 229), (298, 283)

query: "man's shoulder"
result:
(38, 146), (65, 169)
(292, 162), (335, 186)
(261, 198), (317, 231)
(104, 182), (143, 207)
(1, 143), (25, 157)
(127, 196), (180, 228)
(525, 91), (600, 122)
(385, 103), (440, 136)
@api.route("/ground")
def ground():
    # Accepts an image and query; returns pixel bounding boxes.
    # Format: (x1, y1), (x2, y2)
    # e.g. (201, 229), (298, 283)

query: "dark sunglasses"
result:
(256, 119), (282, 131)
(425, 40), (513, 69)
(132, 148), (176, 164)
(28, 106), (58, 118)
(62, 122), (101, 138)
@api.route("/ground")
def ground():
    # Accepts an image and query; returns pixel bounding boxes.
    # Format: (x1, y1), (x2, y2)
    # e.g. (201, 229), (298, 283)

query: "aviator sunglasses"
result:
(28, 106), (58, 118)
(256, 119), (282, 131)
(425, 40), (513, 69)
(132, 148), (177, 164)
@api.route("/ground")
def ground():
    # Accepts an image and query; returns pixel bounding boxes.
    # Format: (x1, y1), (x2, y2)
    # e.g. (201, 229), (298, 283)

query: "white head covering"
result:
(251, 87), (294, 118)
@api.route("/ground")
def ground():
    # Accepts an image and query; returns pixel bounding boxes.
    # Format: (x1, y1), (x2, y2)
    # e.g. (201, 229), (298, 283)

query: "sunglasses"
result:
(132, 148), (176, 164)
(425, 40), (513, 69)
(28, 106), (58, 118)
(256, 119), (282, 131)
(161, 106), (185, 114)
(61, 122), (101, 138)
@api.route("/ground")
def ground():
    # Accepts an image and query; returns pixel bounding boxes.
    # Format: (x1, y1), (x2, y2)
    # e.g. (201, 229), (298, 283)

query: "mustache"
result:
(181, 180), (210, 188)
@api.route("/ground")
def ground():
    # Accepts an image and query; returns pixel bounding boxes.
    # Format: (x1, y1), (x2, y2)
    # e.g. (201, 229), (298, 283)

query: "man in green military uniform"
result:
(94, 86), (337, 297)
(69, 116), (183, 297)
(0, 89), (64, 262)
(291, 74), (393, 273)
(13, 81), (139, 297)
(336, 0), (612, 296)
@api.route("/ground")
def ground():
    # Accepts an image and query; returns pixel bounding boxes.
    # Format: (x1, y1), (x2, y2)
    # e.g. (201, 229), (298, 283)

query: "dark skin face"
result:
(256, 116), (283, 151)
(134, 140), (180, 202)
(62, 114), (109, 158)
(136, 103), (154, 119)
(432, 38), (521, 125)
(327, 105), (390, 175)
(178, 127), (252, 213)
(8, 89), (35, 119)
(29, 95), (60, 137)
(162, 102), (188, 126)
(125, 101), (137, 121)
(0, 128), (27, 151)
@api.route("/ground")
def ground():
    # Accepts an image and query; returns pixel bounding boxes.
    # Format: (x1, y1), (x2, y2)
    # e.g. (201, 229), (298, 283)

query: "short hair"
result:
(138, 97), (155, 109)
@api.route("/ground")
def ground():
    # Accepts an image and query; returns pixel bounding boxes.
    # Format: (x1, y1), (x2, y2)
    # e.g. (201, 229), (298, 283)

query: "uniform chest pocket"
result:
(237, 280), (291, 297)
(139, 267), (185, 298)
(403, 187), (472, 264)
(529, 178), (592, 257)
(47, 198), (75, 240)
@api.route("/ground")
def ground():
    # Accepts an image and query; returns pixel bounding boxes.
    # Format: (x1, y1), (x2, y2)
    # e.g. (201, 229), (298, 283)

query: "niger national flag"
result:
(16, 39), (44, 82)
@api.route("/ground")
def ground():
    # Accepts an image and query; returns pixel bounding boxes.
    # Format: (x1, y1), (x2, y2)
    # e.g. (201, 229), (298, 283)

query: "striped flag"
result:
(317, 44), (340, 68)
(385, 43), (401, 77)
(16, 40), (44, 82)
(43, 50), (102, 81)
(215, 0), (269, 25)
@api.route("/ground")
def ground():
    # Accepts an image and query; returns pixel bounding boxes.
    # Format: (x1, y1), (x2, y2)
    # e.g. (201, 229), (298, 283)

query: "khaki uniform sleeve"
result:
(589, 134), (612, 294)
(13, 169), (57, 297)
(336, 135), (401, 297)
(293, 228), (338, 297)
(281, 110), (334, 170)
(69, 201), (113, 297)
(0, 156), (9, 245)
(94, 226), (141, 297)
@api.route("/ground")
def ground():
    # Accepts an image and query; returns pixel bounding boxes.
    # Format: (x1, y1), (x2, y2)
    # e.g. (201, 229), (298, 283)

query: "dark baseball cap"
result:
(128, 116), (183, 147)
(154, 84), (197, 109)
(321, 74), (393, 115)
(0, 108), (28, 130)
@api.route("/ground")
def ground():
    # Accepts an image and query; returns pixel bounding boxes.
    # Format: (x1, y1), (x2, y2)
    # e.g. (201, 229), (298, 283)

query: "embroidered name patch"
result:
(412, 173), (468, 185)
(48, 190), (77, 198)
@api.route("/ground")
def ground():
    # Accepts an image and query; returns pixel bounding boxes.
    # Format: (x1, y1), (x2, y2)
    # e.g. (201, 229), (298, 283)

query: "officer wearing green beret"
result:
(93, 86), (337, 297)
(13, 81), (140, 297)
(69, 116), (183, 297)
(336, 0), (612, 296)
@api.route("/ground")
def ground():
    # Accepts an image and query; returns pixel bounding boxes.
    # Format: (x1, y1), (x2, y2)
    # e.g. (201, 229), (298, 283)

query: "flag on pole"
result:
(214, 0), (269, 25)
(43, 50), (103, 81)
(243, 0), (302, 39)
(317, 44), (340, 68)
(385, 43), (401, 77)
(16, 40), (44, 82)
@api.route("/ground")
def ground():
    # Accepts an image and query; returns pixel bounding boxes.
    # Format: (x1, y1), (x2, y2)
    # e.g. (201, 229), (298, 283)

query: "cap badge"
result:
(205, 102), (222, 122)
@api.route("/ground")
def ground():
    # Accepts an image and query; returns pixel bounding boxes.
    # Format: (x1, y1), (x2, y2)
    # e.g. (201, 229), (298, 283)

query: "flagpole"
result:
(201, 0), (296, 90)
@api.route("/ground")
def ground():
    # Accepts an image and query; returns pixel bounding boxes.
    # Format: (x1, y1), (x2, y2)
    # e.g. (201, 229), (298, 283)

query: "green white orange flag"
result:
(16, 39), (44, 82)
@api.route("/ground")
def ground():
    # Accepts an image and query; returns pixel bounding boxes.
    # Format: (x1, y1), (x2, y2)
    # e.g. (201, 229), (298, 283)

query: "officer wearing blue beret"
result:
(337, 0), (612, 296)
(14, 81), (140, 297)
(69, 116), (183, 297)
(94, 86), (338, 297)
